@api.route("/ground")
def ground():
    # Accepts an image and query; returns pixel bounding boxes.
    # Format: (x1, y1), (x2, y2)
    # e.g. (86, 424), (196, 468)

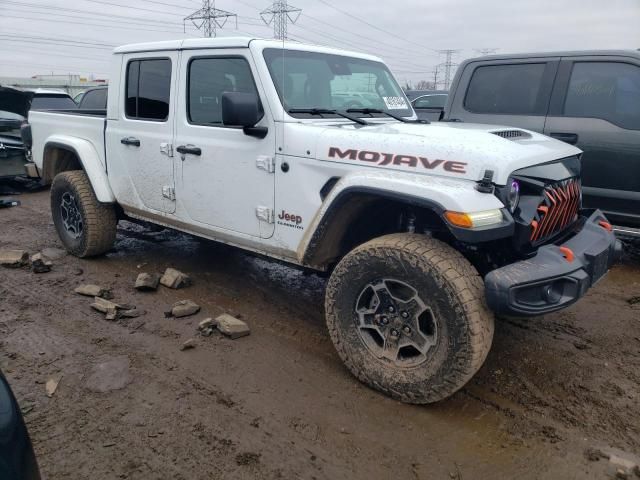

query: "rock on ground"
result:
(84, 356), (131, 393)
(135, 272), (160, 291)
(0, 249), (29, 268)
(75, 284), (112, 299)
(40, 247), (67, 261)
(198, 318), (217, 330)
(120, 308), (145, 318)
(216, 314), (250, 339)
(180, 339), (196, 351)
(160, 268), (191, 289)
(31, 253), (52, 273)
(170, 300), (200, 318)
(45, 376), (62, 397)
(91, 297), (121, 314)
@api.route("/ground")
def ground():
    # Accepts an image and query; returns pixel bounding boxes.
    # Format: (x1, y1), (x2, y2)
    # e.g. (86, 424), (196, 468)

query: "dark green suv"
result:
(444, 50), (640, 228)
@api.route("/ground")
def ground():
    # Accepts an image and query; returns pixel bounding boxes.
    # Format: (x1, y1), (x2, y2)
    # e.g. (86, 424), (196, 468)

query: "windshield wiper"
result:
(346, 108), (430, 124)
(288, 108), (369, 126)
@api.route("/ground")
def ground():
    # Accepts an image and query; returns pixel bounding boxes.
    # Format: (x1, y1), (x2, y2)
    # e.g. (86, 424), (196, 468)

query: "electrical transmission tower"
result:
(475, 48), (499, 56)
(184, 0), (237, 38)
(260, 1), (302, 40)
(437, 49), (460, 90)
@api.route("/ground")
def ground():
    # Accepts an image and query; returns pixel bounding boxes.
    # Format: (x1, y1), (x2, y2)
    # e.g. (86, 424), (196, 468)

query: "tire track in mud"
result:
(0, 264), (396, 479)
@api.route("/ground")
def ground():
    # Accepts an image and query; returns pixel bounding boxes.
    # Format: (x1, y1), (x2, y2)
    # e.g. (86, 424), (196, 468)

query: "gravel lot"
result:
(1, 188), (639, 479)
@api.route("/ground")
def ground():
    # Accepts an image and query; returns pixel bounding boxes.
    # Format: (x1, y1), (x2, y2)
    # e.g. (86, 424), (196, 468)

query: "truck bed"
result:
(29, 109), (107, 173)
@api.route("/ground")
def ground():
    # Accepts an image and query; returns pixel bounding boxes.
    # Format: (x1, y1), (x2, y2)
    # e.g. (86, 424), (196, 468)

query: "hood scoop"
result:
(490, 129), (531, 140)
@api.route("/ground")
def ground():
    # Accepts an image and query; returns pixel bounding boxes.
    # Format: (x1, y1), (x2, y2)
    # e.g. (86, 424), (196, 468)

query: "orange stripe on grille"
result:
(529, 178), (580, 244)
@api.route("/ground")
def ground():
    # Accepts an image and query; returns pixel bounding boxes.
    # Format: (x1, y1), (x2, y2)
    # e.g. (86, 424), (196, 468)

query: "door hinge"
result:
(255, 206), (274, 223)
(256, 155), (276, 173)
(160, 142), (174, 157)
(162, 186), (176, 201)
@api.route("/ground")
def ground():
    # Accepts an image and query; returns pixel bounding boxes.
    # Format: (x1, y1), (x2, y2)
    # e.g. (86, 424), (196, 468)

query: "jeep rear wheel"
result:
(325, 233), (494, 403)
(51, 170), (117, 257)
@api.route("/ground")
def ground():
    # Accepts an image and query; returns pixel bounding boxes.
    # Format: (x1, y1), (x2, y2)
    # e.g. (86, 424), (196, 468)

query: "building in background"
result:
(0, 74), (107, 97)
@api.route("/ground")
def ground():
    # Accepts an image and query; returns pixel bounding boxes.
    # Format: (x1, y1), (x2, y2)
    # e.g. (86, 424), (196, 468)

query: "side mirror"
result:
(221, 92), (267, 139)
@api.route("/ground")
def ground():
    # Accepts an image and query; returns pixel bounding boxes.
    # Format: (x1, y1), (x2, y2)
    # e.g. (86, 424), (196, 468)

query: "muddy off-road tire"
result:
(325, 233), (494, 404)
(51, 170), (117, 258)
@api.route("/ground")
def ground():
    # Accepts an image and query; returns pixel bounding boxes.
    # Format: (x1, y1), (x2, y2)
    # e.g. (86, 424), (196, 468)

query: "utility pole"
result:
(437, 49), (460, 90)
(475, 48), (499, 56)
(260, 1), (302, 40)
(184, 0), (237, 38)
(432, 65), (440, 90)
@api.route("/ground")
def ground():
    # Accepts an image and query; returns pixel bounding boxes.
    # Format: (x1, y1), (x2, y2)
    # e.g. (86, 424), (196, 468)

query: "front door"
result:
(174, 51), (275, 238)
(544, 58), (640, 224)
(108, 53), (178, 214)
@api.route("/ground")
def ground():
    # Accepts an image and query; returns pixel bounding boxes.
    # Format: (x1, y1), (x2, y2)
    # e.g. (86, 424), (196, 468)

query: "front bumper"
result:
(484, 209), (623, 317)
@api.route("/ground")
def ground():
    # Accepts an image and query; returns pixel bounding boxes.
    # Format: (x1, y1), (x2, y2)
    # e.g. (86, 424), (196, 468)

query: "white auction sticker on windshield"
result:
(383, 96), (408, 110)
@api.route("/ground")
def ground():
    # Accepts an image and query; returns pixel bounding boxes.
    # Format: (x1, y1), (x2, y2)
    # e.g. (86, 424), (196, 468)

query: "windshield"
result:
(263, 48), (413, 118)
(31, 95), (77, 110)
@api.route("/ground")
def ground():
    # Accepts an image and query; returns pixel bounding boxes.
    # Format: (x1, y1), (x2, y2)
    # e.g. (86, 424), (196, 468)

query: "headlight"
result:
(444, 209), (504, 228)
(507, 179), (520, 213)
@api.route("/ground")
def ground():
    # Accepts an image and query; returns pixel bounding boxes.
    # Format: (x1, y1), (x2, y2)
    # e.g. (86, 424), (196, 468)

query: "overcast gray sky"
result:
(1, 0), (639, 85)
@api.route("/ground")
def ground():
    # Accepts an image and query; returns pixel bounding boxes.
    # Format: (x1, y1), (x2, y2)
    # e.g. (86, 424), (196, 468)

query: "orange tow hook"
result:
(598, 220), (613, 232)
(559, 246), (574, 263)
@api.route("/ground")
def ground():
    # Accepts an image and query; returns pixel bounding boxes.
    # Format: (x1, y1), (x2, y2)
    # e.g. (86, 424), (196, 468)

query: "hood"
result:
(0, 87), (33, 118)
(283, 121), (582, 186)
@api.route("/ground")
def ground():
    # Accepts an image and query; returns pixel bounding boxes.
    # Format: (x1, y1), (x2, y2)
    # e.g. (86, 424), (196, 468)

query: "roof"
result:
(464, 49), (640, 63)
(112, 37), (383, 63)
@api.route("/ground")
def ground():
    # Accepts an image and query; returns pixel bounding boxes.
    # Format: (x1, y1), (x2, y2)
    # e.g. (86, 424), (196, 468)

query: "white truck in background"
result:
(25, 37), (621, 403)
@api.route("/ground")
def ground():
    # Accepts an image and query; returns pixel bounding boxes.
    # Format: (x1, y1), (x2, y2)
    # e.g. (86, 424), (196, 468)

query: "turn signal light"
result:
(444, 211), (473, 228)
(444, 209), (504, 229)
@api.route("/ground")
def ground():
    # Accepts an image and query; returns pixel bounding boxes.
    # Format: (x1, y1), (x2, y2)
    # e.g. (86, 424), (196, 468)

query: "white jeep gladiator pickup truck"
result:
(25, 38), (622, 403)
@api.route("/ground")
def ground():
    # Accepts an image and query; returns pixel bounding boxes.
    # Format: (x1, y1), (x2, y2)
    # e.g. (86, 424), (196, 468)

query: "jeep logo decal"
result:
(277, 210), (304, 230)
(328, 147), (467, 174)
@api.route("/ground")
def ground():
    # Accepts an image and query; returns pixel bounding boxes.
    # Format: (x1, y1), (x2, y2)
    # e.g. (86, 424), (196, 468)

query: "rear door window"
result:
(31, 95), (77, 110)
(564, 61), (640, 130)
(464, 63), (547, 115)
(125, 58), (172, 121)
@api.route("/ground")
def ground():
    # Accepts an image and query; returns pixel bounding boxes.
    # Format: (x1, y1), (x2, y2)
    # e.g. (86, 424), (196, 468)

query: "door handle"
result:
(176, 145), (202, 156)
(120, 137), (140, 147)
(549, 132), (579, 145)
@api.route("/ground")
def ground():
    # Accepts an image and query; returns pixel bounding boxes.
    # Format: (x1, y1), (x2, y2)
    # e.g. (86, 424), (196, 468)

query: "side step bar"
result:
(613, 226), (640, 239)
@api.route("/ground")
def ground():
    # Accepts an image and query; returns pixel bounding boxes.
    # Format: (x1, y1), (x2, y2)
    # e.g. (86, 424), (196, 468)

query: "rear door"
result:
(446, 58), (559, 132)
(544, 56), (640, 225)
(107, 53), (177, 214)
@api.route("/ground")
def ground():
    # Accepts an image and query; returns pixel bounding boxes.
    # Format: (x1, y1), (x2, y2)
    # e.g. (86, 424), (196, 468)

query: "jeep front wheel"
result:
(325, 233), (494, 403)
(51, 170), (117, 257)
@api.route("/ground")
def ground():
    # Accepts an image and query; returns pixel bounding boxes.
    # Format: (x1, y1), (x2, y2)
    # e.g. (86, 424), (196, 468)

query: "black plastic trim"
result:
(302, 187), (514, 266)
(485, 209), (621, 317)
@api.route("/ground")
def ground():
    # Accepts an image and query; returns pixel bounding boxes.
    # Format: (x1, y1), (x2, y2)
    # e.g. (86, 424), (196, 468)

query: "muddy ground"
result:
(1, 188), (639, 480)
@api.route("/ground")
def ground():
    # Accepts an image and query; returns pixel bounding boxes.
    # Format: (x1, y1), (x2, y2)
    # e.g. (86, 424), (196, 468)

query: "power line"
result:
(1, 13), (194, 35)
(0, 33), (116, 50)
(260, 1), (301, 40)
(2, 1), (185, 27)
(314, 0), (436, 52)
(184, 0), (237, 37)
(287, 23), (435, 71)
